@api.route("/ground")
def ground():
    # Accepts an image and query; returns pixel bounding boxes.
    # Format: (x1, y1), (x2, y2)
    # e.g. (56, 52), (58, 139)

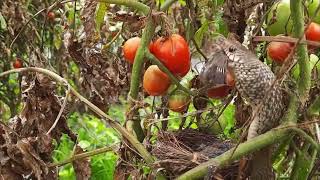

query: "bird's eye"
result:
(229, 46), (236, 52)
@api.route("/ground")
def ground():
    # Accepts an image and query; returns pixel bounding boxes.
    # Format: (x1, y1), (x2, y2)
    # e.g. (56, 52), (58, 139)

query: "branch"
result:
(253, 36), (320, 47)
(49, 144), (118, 167)
(99, 0), (150, 15)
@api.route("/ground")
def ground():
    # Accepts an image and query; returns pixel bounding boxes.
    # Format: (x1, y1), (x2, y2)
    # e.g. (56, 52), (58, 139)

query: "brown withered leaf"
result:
(81, 0), (98, 45)
(73, 146), (91, 180)
(67, 41), (130, 110)
(0, 72), (76, 179)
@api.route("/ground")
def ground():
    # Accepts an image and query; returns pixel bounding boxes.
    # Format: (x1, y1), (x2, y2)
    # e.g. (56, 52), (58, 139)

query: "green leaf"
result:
(0, 13), (7, 30)
(194, 20), (209, 47)
(96, 2), (107, 31)
(78, 140), (91, 149)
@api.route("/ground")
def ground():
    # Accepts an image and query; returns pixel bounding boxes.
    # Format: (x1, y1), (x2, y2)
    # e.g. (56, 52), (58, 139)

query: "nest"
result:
(152, 129), (238, 179)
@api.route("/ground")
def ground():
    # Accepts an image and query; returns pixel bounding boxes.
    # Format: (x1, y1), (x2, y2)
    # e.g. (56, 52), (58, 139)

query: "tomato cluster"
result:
(122, 34), (190, 97)
(266, 0), (320, 64)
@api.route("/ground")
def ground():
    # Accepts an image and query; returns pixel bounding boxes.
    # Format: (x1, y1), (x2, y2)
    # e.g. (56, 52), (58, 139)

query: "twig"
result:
(46, 87), (70, 135)
(253, 36), (320, 47)
(49, 143), (118, 167)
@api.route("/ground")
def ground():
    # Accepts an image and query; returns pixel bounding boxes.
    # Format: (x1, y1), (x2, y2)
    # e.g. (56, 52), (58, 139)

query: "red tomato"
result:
(13, 58), (23, 69)
(143, 65), (171, 96)
(47, 11), (55, 21)
(306, 22), (320, 42)
(267, 41), (292, 64)
(152, 34), (190, 77)
(168, 90), (190, 113)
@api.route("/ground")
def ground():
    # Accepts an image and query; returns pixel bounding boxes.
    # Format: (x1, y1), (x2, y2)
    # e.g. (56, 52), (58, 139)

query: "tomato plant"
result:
(267, 41), (292, 64)
(306, 22), (320, 42)
(266, 0), (292, 36)
(168, 90), (190, 113)
(143, 65), (171, 96)
(152, 34), (190, 77)
(47, 11), (55, 21)
(13, 58), (23, 69)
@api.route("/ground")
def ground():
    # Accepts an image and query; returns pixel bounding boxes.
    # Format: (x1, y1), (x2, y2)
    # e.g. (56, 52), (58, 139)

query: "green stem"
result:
(100, 0), (150, 15)
(50, 144), (118, 167)
(307, 96), (320, 116)
(127, 17), (156, 141)
(175, 128), (291, 180)
(145, 51), (195, 96)
(160, 0), (178, 11)
(290, 0), (311, 105)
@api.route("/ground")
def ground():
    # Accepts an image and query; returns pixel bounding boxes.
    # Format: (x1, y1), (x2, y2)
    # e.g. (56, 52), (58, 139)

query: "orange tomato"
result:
(143, 65), (171, 96)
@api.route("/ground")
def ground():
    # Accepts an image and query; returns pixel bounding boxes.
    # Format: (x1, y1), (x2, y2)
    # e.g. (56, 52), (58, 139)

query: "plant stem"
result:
(50, 144), (118, 167)
(127, 17), (156, 141)
(290, 0), (311, 105)
(100, 0), (150, 15)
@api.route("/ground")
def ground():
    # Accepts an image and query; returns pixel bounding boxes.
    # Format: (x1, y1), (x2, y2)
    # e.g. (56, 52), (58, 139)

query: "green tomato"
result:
(267, 0), (293, 36)
(307, 0), (320, 24)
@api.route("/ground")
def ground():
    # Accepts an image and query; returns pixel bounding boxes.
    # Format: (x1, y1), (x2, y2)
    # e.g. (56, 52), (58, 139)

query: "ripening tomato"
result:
(143, 65), (171, 96)
(306, 22), (320, 42)
(152, 34), (190, 77)
(168, 90), (190, 113)
(123, 37), (141, 63)
(267, 41), (293, 64)
(123, 37), (154, 64)
(47, 11), (55, 21)
(13, 58), (23, 69)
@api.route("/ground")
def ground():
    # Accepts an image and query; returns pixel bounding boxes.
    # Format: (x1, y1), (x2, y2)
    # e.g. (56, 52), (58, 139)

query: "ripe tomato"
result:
(267, 41), (292, 64)
(306, 22), (320, 42)
(13, 58), (23, 69)
(152, 34), (190, 77)
(168, 90), (190, 113)
(267, 0), (293, 36)
(47, 11), (55, 21)
(143, 65), (171, 96)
